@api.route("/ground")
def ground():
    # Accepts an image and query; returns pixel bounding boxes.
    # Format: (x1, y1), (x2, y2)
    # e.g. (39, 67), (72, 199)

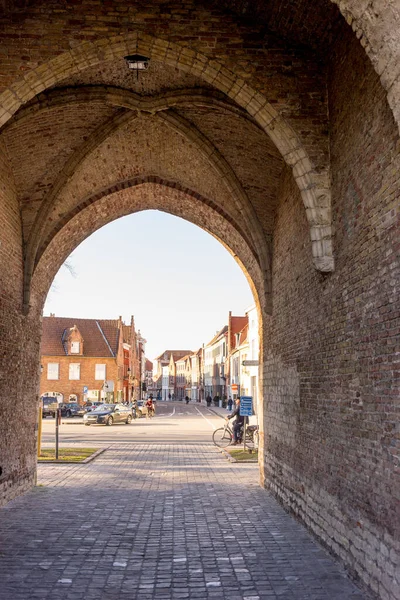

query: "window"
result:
(47, 363), (59, 380)
(95, 364), (106, 380)
(69, 363), (80, 380)
(70, 341), (80, 354)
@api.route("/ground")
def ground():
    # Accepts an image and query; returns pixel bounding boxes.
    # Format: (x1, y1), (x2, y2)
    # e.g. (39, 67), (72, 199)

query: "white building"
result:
(204, 326), (228, 403)
(162, 365), (169, 401)
(229, 304), (259, 413)
(243, 305), (260, 412)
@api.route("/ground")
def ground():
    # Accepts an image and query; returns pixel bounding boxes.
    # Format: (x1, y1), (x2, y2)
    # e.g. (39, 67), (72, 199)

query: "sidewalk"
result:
(0, 443), (366, 599)
(206, 404), (230, 419)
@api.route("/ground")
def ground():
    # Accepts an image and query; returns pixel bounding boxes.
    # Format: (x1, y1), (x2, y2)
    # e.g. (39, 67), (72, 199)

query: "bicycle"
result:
(212, 419), (259, 449)
(146, 407), (155, 419)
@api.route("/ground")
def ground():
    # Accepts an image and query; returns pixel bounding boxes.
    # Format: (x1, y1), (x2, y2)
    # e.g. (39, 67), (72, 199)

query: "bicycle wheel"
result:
(212, 427), (232, 448)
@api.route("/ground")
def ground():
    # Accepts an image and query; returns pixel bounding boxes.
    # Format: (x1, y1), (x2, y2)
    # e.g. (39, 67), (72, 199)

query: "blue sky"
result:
(44, 210), (254, 362)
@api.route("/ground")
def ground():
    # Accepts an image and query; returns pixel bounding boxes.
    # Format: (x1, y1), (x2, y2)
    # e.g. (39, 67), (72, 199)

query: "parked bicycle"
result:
(212, 419), (259, 449)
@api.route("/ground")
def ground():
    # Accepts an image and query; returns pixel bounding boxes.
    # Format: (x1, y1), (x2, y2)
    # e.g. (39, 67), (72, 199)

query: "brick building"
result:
(40, 315), (140, 404)
(1, 2), (399, 597)
(153, 350), (193, 400)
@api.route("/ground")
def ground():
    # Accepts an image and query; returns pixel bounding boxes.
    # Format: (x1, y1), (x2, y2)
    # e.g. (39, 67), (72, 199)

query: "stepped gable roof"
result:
(41, 316), (120, 357)
(122, 324), (132, 344)
(206, 325), (228, 347)
(145, 359), (153, 371)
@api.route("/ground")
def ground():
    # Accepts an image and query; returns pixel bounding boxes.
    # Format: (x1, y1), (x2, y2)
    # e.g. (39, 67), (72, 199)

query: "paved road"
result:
(0, 403), (366, 599)
(40, 402), (224, 446)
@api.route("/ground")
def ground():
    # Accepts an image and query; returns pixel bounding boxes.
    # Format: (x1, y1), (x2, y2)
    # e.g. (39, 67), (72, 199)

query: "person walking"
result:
(206, 395), (212, 408)
(227, 396), (233, 411)
(185, 396), (190, 404)
(226, 398), (244, 445)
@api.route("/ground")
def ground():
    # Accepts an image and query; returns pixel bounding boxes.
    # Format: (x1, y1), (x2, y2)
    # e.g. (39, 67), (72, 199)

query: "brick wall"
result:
(262, 26), (400, 600)
(40, 356), (118, 404)
(0, 139), (41, 505)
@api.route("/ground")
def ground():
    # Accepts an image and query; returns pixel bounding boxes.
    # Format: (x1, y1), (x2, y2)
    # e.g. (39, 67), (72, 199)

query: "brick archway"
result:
(31, 180), (267, 317)
(20, 89), (270, 313)
(0, 31), (334, 274)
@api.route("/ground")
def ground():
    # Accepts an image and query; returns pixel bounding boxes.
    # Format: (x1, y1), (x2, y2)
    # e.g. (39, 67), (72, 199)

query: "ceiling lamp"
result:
(124, 54), (150, 77)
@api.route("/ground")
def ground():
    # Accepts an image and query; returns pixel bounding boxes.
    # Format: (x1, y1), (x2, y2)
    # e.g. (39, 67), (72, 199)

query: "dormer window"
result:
(71, 341), (80, 354)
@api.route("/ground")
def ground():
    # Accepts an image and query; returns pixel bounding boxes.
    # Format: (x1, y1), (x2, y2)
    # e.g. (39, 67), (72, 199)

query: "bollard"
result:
(37, 406), (43, 458)
(55, 408), (61, 459)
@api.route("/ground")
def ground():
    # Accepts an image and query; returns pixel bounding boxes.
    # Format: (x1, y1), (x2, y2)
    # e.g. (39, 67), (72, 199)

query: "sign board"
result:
(240, 396), (253, 417)
(242, 360), (259, 367)
(83, 386), (88, 394)
(231, 384), (238, 393)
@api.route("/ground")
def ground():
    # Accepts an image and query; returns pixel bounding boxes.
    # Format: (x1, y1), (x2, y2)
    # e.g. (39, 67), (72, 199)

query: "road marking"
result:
(159, 407), (175, 418)
(195, 406), (217, 430)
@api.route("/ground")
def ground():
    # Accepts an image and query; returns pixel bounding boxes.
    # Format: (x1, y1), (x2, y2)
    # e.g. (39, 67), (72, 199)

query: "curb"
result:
(219, 447), (237, 463)
(38, 447), (107, 464)
(218, 447), (258, 464)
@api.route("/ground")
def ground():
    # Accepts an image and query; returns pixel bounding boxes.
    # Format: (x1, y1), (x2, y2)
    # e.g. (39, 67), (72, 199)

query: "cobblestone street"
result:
(0, 434), (366, 599)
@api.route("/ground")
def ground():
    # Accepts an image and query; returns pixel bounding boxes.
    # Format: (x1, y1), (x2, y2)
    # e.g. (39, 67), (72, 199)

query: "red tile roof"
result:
(238, 323), (249, 346)
(41, 317), (120, 357)
(155, 350), (193, 361)
(229, 316), (247, 347)
(145, 359), (153, 371)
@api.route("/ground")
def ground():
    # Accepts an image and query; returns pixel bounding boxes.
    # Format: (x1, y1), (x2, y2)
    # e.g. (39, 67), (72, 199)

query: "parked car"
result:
(83, 404), (133, 426)
(59, 402), (86, 417)
(42, 396), (58, 418)
(83, 401), (103, 412)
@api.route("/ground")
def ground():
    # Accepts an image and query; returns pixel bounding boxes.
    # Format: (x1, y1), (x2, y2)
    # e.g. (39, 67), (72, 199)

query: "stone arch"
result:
(0, 31), (333, 273)
(31, 181), (267, 318)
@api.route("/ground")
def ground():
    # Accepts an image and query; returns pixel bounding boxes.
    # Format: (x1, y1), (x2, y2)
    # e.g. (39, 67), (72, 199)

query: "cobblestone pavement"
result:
(0, 444), (366, 599)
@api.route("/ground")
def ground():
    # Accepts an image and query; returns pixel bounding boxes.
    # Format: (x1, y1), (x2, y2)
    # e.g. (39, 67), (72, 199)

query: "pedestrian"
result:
(226, 398), (244, 445)
(227, 396), (233, 411)
(185, 395), (190, 404)
(206, 395), (212, 408)
(168, 393), (171, 401)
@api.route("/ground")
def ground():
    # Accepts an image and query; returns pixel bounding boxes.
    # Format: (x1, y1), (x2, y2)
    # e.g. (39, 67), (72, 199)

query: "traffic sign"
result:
(83, 386), (88, 394)
(231, 384), (238, 393)
(240, 396), (253, 416)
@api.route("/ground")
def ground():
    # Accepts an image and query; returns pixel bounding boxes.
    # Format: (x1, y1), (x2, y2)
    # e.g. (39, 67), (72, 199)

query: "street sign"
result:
(83, 386), (88, 394)
(240, 396), (253, 416)
(242, 360), (259, 367)
(231, 384), (238, 393)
